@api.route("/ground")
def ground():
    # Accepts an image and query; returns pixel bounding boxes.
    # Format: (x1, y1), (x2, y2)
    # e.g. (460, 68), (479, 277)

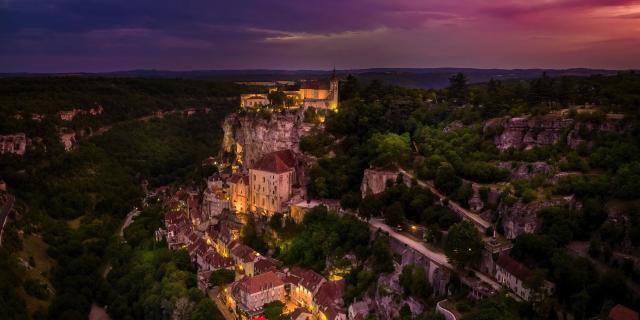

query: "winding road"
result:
(369, 218), (501, 290)
(397, 168), (492, 230)
(370, 218), (451, 269)
(0, 194), (15, 247)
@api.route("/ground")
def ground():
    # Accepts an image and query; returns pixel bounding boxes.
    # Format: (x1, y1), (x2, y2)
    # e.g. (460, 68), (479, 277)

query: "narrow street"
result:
(209, 288), (237, 320)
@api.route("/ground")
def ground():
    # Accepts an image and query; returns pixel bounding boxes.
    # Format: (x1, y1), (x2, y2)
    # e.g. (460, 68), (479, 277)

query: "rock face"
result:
(496, 161), (556, 180)
(223, 112), (311, 167)
(487, 115), (573, 151)
(59, 129), (77, 152)
(499, 198), (570, 239)
(360, 168), (410, 197)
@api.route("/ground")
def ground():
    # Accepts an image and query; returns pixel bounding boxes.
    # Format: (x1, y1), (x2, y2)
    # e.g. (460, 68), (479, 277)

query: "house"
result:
(609, 304), (639, 320)
(202, 176), (231, 220)
(495, 255), (553, 301)
(315, 280), (346, 320)
(230, 242), (259, 276)
(165, 211), (191, 249)
(254, 256), (279, 275)
(228, 174), (249, 213)
(203, 249), (235, 272)
(240, 94), (270, 108)
(229, 271), (286, 316)
(286, 267), (326, 310)
(0, 134), (28, 155)
(249, 150), (297, 216)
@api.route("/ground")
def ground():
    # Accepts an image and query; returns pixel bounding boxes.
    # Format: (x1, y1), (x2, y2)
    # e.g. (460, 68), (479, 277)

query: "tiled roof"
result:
(252, 150), (296, 173)
(254, 257), (278, 275)
(610, 304), (639, 320)
(315, 280), (345, 310)
(497, 255), (531, 281)
(230, 243), (258, 263)
(234, 271), (284, 295)
(289, 267), (326, 293)
(205, 250), (235, 269)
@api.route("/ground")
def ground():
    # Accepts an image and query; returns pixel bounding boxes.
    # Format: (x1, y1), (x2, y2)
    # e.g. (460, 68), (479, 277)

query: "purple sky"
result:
(1, 0), (639, 72)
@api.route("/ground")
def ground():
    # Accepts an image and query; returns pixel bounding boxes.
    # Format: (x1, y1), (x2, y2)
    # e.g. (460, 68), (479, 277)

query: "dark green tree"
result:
(444, 221), (483, 268)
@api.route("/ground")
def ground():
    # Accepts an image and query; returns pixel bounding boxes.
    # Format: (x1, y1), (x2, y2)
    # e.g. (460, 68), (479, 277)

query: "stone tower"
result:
(329, 68), (339, 110)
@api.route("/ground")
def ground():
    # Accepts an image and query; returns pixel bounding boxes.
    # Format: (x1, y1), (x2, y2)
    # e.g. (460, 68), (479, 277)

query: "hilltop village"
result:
(2, 73), (640, 320)
(151, 73), (640, 320)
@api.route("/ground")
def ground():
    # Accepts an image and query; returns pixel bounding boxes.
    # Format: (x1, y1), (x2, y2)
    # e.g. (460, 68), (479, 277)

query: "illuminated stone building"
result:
(249, 150), (297, 216)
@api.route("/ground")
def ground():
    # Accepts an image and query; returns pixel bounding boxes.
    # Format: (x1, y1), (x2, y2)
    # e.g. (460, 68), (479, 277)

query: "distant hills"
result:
(1, 67), (626, 89)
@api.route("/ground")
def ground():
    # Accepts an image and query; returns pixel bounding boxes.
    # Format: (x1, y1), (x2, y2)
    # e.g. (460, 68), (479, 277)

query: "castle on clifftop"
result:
(240, 69), (339, 111)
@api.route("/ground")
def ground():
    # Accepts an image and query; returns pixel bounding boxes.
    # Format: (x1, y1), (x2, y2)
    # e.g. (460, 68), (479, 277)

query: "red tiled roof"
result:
(610, 304), (640, 320)
(230, 243), (258, 263)
(315, 280), (345, 310)
(205, 250), (235, 269)
(289, 267), (325, 293)
(497, 255), (531, 281)
(235, 271), (284, 294)
(254, 257), (278, 275)
(252, 150), (296, 173)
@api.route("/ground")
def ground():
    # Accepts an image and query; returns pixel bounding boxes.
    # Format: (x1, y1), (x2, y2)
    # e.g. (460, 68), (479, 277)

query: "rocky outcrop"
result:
(443, 120), (465, 133)
(223, 111), (313, 167)
(361, 168), (410, 197)
(499, 198), (572, 239)
(59, 129), (77, 152)
(566, 114), (631, 149)
(486, 115), (573, 151)
(0, 133), (29, 156)
(496, 161), (555, 180)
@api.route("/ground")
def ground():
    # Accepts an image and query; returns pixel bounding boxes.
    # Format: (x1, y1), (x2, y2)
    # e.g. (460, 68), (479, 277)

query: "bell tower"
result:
(329, 67), (338, 110)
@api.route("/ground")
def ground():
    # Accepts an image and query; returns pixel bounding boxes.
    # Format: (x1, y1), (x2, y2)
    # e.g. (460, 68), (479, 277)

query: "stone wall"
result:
(361, 168), (410, 197)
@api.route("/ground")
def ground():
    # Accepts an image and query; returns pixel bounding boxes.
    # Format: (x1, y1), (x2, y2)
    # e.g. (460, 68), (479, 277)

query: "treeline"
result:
(1, 99), (231, 319)
(103, 203), (224, 320)
(0, 77), (243, 133)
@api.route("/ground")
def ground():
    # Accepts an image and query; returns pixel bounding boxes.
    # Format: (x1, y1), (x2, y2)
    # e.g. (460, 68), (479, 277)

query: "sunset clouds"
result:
(1, 0), (639, 72)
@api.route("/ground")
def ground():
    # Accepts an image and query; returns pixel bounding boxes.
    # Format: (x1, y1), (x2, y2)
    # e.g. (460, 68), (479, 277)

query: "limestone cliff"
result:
(486, 113), (631, 151)
(499, 197), (573, 239)
(486, 115), (573, 151)
(496, 161), (556, 180)
(222, 111), (314, 167)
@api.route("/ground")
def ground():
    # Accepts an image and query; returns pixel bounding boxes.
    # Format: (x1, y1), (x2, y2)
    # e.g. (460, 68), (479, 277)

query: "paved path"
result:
(370, 218), (451, 269)
(370, 218), (502, 290)
(0, 194), (15, 247)
(397, 168), (491, 230)
(119, 208), (141, 238)
(209, 288), (236, 320)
